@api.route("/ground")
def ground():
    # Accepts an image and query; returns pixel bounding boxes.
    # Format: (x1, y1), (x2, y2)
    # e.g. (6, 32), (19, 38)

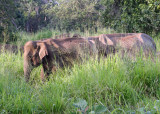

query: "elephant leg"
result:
(41, 68), (51, 82)
(40, 68), (50, 82)
(41, 64), (57, 82)
(41, 63), (50, 82)
(52, 65), (57, 72)
(40, 68), (45, 82)
(98, 52), (105, 62)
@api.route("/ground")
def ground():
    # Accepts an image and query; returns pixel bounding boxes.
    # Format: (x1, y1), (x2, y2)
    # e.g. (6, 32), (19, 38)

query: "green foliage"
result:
(103, 0), (160, 34)
(11, 0), (104, 33)
(73, 98), (88, 113)
(16, 0), (56, 32)
(0, 0), (18, 43)
(1, 44), (160, 113)
(73, 99), (108, 113)
(1, 0), (160, 41)
(0, 25), (17, 43)
(47, 0), (103, 32)
(16, 28), (115, 46)
(17, 29), (54, 45)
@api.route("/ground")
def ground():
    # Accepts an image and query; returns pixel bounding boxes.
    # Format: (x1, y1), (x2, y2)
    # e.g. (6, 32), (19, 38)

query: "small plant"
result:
(73, 98), (108, 114)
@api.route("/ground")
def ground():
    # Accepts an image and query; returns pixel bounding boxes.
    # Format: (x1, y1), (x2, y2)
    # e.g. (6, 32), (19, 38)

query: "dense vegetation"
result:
(103, 0), (160, 34)
(1, 0), (160, 113)
(0, 0), (160, 42)
(0, 30), (160, 113)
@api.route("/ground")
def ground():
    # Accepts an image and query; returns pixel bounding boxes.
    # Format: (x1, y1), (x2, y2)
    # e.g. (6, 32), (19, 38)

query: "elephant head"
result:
(23, 41), (48, 82)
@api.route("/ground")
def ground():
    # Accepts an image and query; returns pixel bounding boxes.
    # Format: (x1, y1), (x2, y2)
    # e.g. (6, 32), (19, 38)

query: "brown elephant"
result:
(88, 36), (115, 58)
(88, 33), (156, 58)
(0, 44), (24, 54)
(23, 37), (97, 82)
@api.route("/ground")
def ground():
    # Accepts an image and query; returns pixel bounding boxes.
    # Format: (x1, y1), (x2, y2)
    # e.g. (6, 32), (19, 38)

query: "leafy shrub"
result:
(103, 0), (160, 34)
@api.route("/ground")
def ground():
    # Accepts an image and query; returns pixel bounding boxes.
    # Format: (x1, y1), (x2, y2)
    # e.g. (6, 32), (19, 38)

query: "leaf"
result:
(146, 111), (151, 114)
(73, 98), (87, 111)
(137, 107), (145, 114)
(93, 105), (107, 113)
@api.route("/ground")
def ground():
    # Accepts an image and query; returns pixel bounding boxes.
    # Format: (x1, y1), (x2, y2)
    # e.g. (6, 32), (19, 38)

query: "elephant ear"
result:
(99, 34), (107, 45)
(37, 42), (48, 60)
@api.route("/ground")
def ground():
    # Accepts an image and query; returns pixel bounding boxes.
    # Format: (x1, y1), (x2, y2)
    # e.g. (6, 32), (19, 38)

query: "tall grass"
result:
(0, 51), (160, 113)
(16, 28), (116, 46)
(1, 30), (160, 113)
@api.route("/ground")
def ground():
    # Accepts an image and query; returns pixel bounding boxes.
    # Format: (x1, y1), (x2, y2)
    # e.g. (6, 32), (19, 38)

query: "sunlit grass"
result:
(0, 30), (160, 113)
(0, 51), (160, 113)
(16, 28), (116, 46)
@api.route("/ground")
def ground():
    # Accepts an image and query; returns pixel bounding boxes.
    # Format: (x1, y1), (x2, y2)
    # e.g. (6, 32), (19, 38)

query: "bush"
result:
(103, 0), (160, 34)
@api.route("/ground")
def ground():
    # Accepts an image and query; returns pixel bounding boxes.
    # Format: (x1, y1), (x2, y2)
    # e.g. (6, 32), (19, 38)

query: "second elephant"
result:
(88, 33), (156, 58)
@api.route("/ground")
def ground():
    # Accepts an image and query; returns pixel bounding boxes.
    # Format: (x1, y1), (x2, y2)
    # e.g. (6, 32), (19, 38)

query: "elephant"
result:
(23, 37), (97, 82)
(0, 44), (24, 54)
(87, 36), (115, 58)
(88, 33), (156, 58)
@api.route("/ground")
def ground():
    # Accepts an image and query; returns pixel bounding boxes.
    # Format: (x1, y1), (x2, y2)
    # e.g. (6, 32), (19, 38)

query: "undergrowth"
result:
(0, 29), (160, 113)
(0, 52), (160, 113)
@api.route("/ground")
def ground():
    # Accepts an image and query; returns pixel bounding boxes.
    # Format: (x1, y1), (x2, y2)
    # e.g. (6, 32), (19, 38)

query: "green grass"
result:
(1, 30), (160, 113)
(1, 52), (160, 113)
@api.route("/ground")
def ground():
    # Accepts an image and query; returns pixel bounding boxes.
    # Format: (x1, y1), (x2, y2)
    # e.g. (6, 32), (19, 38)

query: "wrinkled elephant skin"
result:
(23, 38), (97, 82)
(88, 33), (156, 58)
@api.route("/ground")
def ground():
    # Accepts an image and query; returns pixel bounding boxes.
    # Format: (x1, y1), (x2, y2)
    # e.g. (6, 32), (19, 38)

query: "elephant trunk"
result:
(24, 56), (33, 82)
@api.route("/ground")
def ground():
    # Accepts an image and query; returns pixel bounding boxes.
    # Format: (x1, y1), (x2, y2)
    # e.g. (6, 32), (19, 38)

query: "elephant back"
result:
(97, 33), (156, 57)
